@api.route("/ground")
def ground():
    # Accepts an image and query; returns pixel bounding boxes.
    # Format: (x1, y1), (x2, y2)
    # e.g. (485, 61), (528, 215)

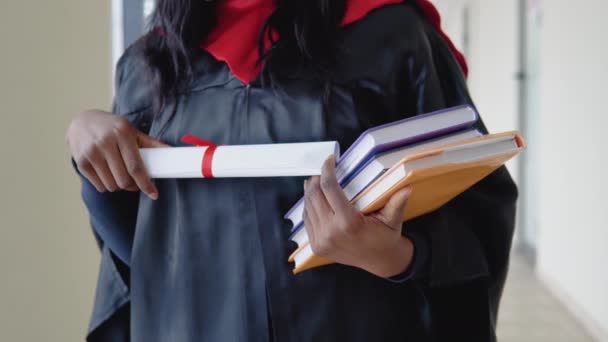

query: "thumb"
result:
(136, 131), (170, 148)
(377, 187), (411, 229)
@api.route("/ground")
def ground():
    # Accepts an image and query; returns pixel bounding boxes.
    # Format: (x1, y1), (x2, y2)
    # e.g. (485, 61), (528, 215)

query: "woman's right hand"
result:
(66, 110), (168, 200)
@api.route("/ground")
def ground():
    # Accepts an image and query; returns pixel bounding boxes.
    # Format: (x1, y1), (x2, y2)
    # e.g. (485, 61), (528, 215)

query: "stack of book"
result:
(284, 105), (525, 274)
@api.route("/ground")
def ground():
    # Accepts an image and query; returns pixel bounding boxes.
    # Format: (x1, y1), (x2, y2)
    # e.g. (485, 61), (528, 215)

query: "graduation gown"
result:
(80, 3), (518, 341)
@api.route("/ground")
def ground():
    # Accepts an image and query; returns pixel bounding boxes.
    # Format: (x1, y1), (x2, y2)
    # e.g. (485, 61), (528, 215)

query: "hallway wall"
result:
(436, 0), (608, 339)
(535, 0), (608, 339)
(0, 1), (111, 341)
(435, 0), (519, 139)
(434, 0), (520, 179)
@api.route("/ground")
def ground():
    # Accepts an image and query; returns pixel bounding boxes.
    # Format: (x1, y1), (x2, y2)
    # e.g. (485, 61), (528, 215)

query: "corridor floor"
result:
(497, 253), (597, 341)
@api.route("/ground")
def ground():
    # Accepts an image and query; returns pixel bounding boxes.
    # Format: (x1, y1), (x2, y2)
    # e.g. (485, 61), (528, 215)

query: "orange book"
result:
(289, 131), (526, 274)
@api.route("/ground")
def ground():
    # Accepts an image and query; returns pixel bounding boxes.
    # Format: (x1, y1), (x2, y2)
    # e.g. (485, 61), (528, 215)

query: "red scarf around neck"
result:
(201, 0), (468, 84)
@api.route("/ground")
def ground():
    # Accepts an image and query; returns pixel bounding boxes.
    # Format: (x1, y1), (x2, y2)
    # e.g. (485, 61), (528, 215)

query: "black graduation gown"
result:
(81, 3), (518, 342)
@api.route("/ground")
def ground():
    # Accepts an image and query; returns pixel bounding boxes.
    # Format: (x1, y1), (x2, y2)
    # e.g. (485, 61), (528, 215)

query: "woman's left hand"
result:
(303, 156), (415, 278)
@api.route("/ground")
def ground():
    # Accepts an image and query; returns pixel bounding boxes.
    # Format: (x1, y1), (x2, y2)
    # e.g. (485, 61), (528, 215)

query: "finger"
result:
(90, 157), (119, 192)
(117, 133), (159, 200)
(306, 175), (334, 219)
(77, 160), (106, 192)
(303, 210), (315, 248)
(376, 187), (412, 229)
(103, 141), (136, 190)
(303, 180), (317, 245)
(319, 155), (354, 216)
(303, 178), (321, 228)
(137, 131), (170, 148)
(306, 176), (341, 253)
(124, 184), (139, 192)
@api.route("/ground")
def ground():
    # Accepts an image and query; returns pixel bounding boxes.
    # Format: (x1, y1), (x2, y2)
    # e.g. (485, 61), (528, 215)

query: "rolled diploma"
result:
(140, 141), (340, 178)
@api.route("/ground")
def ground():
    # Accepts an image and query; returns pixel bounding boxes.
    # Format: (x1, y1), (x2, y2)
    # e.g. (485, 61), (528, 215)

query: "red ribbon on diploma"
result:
(181, 135), (219, 178)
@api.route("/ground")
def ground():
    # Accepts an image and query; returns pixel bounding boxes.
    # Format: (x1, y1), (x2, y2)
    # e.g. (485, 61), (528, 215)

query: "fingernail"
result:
(148, 191), (159, 200)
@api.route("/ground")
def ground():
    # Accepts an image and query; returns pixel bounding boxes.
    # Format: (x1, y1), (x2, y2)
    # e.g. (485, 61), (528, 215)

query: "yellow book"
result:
(289, 131), (526, 274)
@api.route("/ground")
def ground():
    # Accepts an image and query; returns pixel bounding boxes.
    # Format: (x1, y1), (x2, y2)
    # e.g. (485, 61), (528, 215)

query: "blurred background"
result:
(0, 0), (606, 341)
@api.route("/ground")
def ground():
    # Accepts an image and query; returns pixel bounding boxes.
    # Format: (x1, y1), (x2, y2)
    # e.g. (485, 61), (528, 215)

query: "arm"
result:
(384, 4), (518, 327)
(68, 49), (166, 265)
(78, 166), (140, 265)
(336, 4), (517, 333)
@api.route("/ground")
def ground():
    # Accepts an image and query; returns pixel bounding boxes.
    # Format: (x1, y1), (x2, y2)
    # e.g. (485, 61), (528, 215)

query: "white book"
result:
(290, 133), (522, 263)
(288, 129), (481, 244)
(352, 134), (520, 210)
(333, 105), (478, 180)
(342, 130), (483, 200)
(284, 105), (478, 228)
(140, 141), (339, 178)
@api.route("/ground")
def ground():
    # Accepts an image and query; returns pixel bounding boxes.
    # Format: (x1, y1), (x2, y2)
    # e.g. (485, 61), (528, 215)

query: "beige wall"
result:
(0, 1), (111, 341)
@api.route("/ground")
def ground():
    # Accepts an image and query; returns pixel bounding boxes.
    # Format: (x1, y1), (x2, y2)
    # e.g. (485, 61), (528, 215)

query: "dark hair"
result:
(141, 0), (347, 115)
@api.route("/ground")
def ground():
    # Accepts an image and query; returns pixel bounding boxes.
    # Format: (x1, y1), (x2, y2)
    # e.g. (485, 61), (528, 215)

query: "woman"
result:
(67, 0), (518, 341)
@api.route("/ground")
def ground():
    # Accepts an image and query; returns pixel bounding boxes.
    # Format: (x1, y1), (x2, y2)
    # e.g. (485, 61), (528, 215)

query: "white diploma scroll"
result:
(140, 141), (340, 178)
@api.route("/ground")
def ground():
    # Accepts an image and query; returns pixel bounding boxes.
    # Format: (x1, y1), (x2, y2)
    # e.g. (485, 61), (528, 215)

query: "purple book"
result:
(284, 105), (479, 234)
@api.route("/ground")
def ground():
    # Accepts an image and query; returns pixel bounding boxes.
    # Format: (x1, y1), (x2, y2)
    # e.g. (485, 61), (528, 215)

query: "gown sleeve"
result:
(407, 11), (516, 290)
(74, 46), (152, 340)
(345, 3), (518, 330)
(76, 46), (153, 267)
